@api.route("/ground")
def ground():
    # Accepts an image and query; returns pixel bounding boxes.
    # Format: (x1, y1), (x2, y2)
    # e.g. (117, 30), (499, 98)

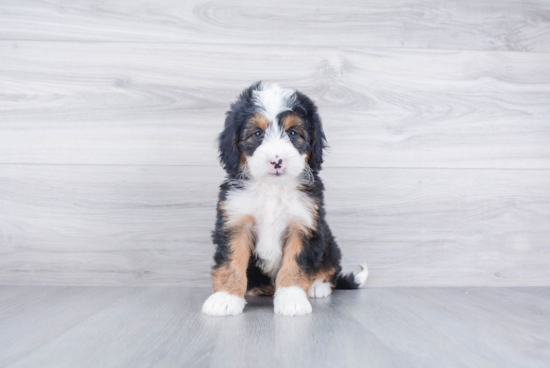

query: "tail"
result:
(334, 263), (368, 289)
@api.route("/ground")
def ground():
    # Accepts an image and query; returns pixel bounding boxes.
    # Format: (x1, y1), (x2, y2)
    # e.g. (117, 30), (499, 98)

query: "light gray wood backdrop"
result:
(0, 0), (549, 287)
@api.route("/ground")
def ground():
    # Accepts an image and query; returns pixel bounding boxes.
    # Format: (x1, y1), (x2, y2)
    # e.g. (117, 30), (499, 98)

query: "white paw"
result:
(308, 280), (332, 298)
(274, 286), (312, 316)
(202, 292), (246, 316)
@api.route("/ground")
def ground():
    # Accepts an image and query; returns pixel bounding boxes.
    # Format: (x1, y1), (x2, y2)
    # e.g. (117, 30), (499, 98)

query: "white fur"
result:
(248, 82), (303, 182)
(224, 181), (316, 278)
(246, 127), (306, 182)
(252, 82), (296, 123)
(202, 292), (246, 316)
(308, 279), (332, 298)
(354, 263), (369, 288)
(274, 286), (312, 316)
(227, 83), (315, 278)
(247, 87), (306, 182)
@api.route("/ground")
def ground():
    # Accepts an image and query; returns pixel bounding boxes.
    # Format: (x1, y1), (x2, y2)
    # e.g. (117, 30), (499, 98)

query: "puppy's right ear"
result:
(218, 82), (261, 174)
(218, 111), (241, 174)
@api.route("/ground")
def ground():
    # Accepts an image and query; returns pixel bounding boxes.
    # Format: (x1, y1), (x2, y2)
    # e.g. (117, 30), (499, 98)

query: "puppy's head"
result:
(218, 82), (326, 183)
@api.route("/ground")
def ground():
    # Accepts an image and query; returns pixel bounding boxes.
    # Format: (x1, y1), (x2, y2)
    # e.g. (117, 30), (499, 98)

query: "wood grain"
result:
(1, 286), (549, 367)
(340, 287), (550, 367)
(0, 286), (134, 367)
(1, 42), (549, 168)
(1, 164), (548, 287)
(1, 0), (550, 52)
(0, 0), (549, 295)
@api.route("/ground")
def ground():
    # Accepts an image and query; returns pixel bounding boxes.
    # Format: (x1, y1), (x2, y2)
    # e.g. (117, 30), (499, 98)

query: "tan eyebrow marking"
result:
(281, 113), (304, 131)
(248, 112), (269, 131)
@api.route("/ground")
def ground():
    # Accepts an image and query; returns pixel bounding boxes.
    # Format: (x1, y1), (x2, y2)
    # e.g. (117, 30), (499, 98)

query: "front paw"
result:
(202, 292), (246, 316)
(274, 286), (312, 316)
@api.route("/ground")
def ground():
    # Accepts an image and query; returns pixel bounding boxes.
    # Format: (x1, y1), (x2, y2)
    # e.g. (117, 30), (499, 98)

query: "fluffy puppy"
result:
(202, 82), (368, 316)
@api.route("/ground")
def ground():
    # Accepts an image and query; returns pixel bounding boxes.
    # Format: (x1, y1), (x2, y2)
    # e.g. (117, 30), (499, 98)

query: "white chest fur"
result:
(224, 181), (316, 279)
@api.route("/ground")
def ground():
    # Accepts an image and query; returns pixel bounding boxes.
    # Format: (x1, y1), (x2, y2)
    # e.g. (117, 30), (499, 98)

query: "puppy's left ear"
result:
(308, 110), (327, 172)
(218, 111), (241, 174)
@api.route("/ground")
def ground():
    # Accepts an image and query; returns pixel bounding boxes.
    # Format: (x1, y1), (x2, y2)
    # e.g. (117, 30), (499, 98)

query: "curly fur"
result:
(203, 82), (367, 316)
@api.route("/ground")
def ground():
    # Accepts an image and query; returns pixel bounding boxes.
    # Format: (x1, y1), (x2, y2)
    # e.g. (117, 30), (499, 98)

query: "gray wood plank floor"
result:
(0, 286), (548, 368)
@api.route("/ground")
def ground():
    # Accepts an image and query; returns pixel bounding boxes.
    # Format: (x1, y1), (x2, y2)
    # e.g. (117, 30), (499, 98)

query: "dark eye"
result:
(253, 130), (264, 139)
(288, 129), (297, 137)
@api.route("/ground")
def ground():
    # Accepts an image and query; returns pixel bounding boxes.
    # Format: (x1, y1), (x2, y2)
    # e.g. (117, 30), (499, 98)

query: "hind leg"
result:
(308, 279), (332, 298)
(308, 268), (336, 298)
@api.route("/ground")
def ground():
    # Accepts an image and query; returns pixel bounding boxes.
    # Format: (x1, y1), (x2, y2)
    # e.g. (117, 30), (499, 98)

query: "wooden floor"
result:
(0, 286), (549, 368)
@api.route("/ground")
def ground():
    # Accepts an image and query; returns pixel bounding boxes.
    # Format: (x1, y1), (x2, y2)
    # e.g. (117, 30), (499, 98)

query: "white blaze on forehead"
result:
(245, 82), (306, 182)
(252, 83), (296, 124)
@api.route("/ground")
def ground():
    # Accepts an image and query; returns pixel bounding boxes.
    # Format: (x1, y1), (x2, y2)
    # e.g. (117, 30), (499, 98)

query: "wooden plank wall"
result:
(0, 0), (549, 287)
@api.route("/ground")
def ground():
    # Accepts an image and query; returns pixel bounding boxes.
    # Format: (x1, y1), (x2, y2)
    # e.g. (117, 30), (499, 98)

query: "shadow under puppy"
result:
(202, 82), (368, 316)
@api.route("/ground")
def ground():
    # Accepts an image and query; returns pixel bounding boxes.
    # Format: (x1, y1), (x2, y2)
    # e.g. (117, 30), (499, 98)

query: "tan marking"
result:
(248, 112), (269, 131)
(275, 225), (312, 294)
(246, 285), (275, 296)
(239, 152), (248, 165)
(281, 113), (304, 131)
(211, 215), (255, 297)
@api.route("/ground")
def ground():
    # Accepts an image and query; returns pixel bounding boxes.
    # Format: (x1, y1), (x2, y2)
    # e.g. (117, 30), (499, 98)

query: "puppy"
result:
(202, 82), (368, 316)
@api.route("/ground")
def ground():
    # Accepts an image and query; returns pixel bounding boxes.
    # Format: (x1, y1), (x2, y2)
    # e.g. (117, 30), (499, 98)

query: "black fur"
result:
(218, 82), (261, 175)
(292, 91), (327, 172)
(246, 255), (273, 290)
(212, 82), (361, 291)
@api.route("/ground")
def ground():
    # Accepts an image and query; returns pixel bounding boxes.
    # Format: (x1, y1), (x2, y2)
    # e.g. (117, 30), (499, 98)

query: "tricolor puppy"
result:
(202, 82), (368, 316)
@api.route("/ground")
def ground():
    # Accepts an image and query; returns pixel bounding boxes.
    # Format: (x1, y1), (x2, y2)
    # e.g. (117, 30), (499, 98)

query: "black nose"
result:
(271, 159), (283, 169)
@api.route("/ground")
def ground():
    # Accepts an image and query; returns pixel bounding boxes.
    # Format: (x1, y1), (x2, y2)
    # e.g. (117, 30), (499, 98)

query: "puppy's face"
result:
(239, 111), (308, 183)
(219, 82), (326, 181)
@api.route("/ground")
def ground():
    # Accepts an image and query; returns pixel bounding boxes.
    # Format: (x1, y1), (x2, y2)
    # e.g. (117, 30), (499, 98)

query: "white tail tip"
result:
(354, 263), (369, 288)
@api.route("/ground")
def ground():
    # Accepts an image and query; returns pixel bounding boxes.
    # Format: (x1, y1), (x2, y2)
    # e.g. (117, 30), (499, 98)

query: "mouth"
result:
(268, 169), (286, 177)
